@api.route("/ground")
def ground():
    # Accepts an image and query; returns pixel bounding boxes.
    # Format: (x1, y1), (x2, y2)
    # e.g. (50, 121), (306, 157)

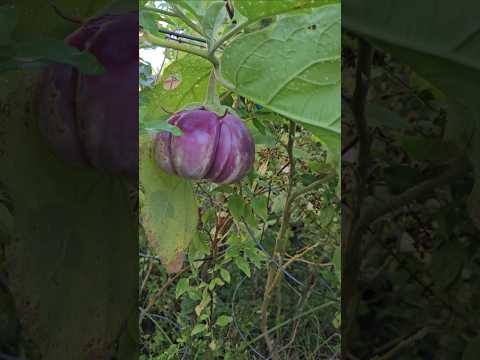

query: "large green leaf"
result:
(220, 4), (340, 134)
(140, 135), (198, 273)
(200, 1), (226, 46)
(142, 54), (212, 118)
(170, 0), (224, 25)
(232, 0), (339, 21)
(343, 0), (480, 227)
(343, 0), (480, 108)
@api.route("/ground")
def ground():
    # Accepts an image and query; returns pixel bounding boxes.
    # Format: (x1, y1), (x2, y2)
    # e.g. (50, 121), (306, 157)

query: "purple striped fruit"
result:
(37, 11), (138, 178)
(154, 108), (255, 184)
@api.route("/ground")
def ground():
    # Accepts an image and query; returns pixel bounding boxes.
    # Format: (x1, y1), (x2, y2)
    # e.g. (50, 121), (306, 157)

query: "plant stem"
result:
(290, 172), (336, 203)
(260, 120), (297, 360)
(141, 32), (219, 67)
(171, 4), (206, 37)
(342, 38), (373, 348)
(205, 69), (220, 106)
(143, 6), (177, 18)
(258, 123), (336, 357)
(358, 158), (468, 232)
(139, 265), (190, 325)
(275, 121), (297, 254)
(210, 19), (254, 54)
(144, 312), (174, 345)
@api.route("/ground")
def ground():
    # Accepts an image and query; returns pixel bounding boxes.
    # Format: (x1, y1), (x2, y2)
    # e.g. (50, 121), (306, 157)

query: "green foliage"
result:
(342, 5), (480, 354)
(220, 5), (341, 135)
(139, 1), (340, 358)
(232, 0), (339, 22)
(343, 0), (480, 228)
(343, 0), (480, 108)
(140, 110), (340, 358)
(142, 54), (212, 115)
(140, 135), (198, 273)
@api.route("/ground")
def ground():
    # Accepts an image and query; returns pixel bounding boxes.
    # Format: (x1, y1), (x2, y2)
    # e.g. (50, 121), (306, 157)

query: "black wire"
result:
(158, 28), (206, 44)
(231, 275), (269, 360)
(242, 219), (338, 300)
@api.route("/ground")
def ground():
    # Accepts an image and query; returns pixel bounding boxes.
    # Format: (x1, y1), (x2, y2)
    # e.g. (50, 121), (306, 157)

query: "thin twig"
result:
(246, 301), (337, 348)
(140, 260), (154, 295)
(139, 265), (190, 325)
(290, 173), (336, 203)
(370, 327), (433, 360)
(357, 158), (468, 232)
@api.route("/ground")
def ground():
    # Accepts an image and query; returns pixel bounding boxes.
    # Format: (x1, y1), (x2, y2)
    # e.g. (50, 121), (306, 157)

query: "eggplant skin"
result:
(37, 11), (138, 178)
(154, 108), (255, 185)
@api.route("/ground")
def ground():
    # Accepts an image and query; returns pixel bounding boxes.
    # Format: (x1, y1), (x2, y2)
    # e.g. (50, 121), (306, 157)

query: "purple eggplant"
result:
(154, 108), (255, 184)
(37, 12), (138, 178)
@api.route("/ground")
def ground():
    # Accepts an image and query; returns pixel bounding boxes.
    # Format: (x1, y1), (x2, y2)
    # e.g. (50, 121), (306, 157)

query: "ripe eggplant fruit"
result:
(154, 108), (255, 185)
(37, 11), (138, 178)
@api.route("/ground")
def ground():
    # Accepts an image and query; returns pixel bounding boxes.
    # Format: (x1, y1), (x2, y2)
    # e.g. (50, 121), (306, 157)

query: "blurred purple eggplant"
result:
(37, 11), (138, 178)
(154, 108), (255, 185)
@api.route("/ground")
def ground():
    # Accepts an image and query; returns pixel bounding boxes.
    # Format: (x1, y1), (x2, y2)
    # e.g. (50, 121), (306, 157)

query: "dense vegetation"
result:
(139, 1), (341, 359)
(343, 2), (480, 357)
